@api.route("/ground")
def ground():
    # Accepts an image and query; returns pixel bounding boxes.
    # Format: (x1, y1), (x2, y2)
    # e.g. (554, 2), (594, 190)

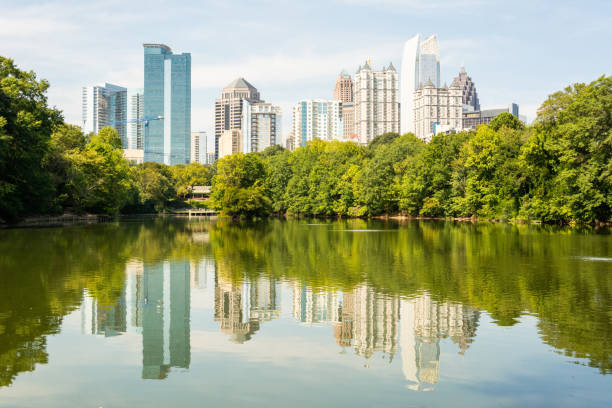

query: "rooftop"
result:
(224, 77), (257, 91)
(143, 43), (172, 52)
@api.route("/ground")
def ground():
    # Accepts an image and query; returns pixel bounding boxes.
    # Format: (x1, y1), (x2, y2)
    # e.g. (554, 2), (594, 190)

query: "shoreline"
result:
(2, 212), (610, 229)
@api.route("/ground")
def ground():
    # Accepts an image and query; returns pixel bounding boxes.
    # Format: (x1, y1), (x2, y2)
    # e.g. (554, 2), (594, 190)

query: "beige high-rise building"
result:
(333, 71), (353, 103)
(342, 102), (356, 140)
(190, 131), (206, 163)
(218, 129), (242, 158)
(413, 80), (462, 141)
(285, 131), (296, 151)
(354, 60), (399, 144)
(214, 78), (261, 159)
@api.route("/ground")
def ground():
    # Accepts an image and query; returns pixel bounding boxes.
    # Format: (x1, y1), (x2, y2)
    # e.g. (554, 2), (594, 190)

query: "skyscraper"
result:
(413, 80), (463, 140)
(292, 99), (343, 147)
(342, 102), (356, 141)
(127, 88), (144, 150)
(400, 34), (441, 135)
(354, 60), (399, 144)
(419, 35), (441, 88)
(214, 78), (261, 160)
(241, 102), (282, 153)
(143, 43), (191, 165)
(82, 83), (127, 145)
(333, 71), (353, 103)
(454, 67), (480, 112)
(218, 129), (242, 158)
(190, 131), (207, 163)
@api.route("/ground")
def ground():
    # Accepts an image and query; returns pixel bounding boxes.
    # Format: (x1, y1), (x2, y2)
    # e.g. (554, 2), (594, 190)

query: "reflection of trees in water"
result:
(0, 218), (609, 388)
(207, 219), (611, 374)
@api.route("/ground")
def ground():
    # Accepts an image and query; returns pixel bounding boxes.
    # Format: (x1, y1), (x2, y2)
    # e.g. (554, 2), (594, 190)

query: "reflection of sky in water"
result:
(2, 257), (609, 408)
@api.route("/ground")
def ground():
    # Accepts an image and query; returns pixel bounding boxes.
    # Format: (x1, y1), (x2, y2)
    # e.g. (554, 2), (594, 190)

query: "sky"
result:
(1, 0), (611, 151)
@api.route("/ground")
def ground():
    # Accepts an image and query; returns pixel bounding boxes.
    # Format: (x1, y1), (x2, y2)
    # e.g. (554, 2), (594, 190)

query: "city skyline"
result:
(3, 1), (610, 154)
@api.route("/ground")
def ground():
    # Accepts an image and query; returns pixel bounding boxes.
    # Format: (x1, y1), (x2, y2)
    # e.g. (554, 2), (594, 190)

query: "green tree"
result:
(129, 162), (176, 212)
(520, 76), (612, 222)
(489, 112), (525, 131)
(400, 131), (471, 216)
(455, 125), (525, 219)
(354, 134), (424, 215)
(0, 57), (63, 221)
(211, 153), (271, 217)
(171, 162), (214, 199)
(367, 131), (400, 151)
(262, 148), (293, 213)
(42, 123), (88, 210)
(64, 127), (132, 214)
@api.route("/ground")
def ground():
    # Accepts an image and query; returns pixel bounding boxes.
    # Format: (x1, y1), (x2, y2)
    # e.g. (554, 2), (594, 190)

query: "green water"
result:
(0, 218), (610, 407)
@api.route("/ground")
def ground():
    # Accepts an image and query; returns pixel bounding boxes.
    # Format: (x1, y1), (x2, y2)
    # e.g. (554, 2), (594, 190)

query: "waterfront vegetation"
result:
(213, 80), (612, 223)
(1, 56), (610, 223)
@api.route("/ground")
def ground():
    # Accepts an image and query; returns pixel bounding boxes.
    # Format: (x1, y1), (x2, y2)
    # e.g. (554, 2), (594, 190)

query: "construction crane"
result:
(110, 115), (164, 145)
(110, 115), (169, 161)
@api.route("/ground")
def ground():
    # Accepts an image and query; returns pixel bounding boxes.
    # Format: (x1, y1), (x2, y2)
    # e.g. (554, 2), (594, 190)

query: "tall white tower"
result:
(400, 34), (421, 135)
(401, 34), (441, 136)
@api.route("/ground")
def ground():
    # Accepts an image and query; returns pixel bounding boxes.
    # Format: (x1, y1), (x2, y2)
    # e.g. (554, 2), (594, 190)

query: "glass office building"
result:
(82, 83), (127, 146)
(143, 43), (191, 165)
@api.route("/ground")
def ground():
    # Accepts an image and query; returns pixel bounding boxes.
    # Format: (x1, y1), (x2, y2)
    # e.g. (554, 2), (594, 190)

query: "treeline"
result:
(212, 76), (612, 223)
(0, 57), (214, 222)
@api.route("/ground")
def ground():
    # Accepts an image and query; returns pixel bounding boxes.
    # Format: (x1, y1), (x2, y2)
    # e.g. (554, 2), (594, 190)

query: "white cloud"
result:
(191, 44), (403, 90)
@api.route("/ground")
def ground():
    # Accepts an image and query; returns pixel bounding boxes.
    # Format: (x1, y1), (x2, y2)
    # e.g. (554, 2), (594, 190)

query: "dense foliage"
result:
(211, 77), (611, 223)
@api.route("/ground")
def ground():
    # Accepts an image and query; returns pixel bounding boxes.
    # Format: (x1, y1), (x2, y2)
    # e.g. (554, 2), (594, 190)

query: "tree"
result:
(456, 125), (525, 219)
(367, 131), (400, 151)
(355, 134), (424, 215)
(521, 76), (612, 222)
(489, 112), (524, 131)
(171, 162), (214, 199)
(263, 149), (293, 213)
(0, 57), (63, 221)
(64, 127), (132, 214)
(130, 162), (176, 212)
(43, 124), (89, 210)
(399, 131), (471, 216)
(211, 153), (271, 217)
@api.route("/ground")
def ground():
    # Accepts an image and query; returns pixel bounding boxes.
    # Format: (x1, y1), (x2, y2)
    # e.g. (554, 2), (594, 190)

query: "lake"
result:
(0, 218), (610, 407)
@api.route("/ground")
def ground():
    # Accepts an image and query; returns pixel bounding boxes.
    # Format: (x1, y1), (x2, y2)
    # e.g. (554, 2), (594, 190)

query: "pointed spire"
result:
(387, 62), (396, 72)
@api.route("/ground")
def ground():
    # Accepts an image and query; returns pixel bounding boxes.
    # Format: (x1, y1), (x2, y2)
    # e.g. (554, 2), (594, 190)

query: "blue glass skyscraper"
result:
(143, 43), (191, 165)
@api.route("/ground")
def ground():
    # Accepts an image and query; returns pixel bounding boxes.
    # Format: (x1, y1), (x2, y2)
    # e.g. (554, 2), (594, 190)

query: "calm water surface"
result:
(0, 218), (610, 407)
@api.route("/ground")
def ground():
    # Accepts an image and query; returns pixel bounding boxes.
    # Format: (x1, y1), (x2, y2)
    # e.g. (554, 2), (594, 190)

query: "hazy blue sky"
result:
(2, 0), (611, 150)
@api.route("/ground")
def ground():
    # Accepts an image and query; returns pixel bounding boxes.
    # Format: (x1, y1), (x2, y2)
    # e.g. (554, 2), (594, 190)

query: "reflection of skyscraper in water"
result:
(189, 257), (215, 289)
(351, 285), (399, 360)
(214, 274), (280, 343)
(333, 291), (354, 347)
(292, 284), (399, 360)
(400, 295), (479, 391)
(80, 291), (127, 337)
(141, 260), (191, 380)
(292, 283), (341, 324)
